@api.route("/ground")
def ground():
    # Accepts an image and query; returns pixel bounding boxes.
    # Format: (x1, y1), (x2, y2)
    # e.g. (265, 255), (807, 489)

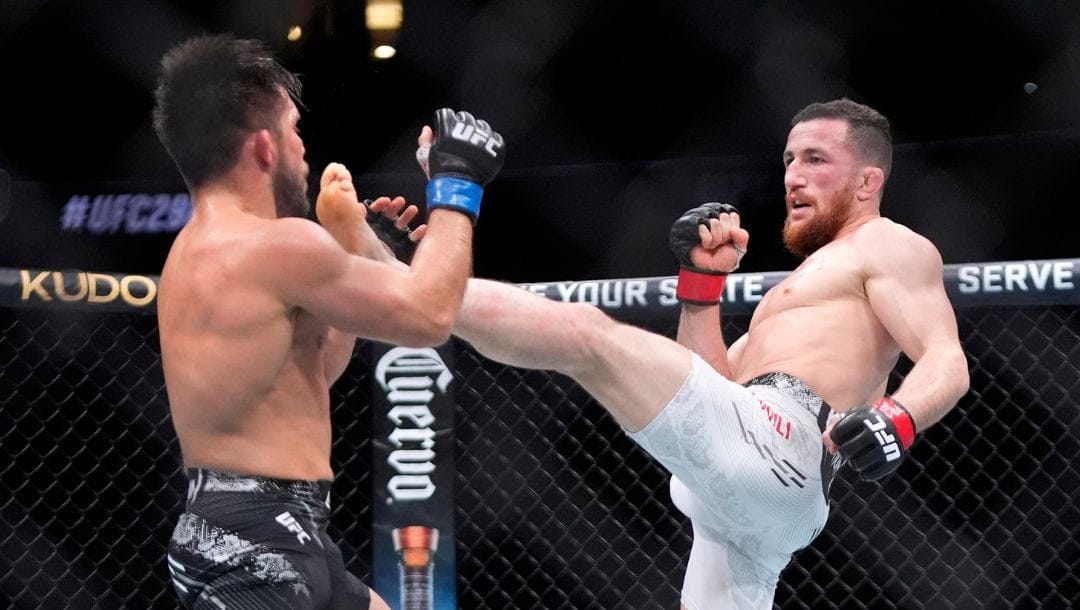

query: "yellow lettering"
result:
(120, 275), (157, 307)
(87, 273), (120, 303)
(20, 270), (51, 301)
(19, 269), (157, 308)
(52, 271), (89, 301)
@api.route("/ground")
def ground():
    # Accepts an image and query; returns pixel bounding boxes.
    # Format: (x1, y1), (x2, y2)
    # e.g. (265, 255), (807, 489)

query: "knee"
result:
(563, 302), (616, 338)
(560, 302), (620, 362)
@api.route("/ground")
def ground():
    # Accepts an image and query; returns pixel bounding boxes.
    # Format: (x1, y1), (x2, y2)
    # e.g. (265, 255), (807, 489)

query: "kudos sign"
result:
(19, 270), (157, 308)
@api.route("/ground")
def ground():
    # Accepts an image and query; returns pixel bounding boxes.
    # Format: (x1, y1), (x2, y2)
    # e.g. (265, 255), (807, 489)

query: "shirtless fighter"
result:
(152, 34), (504, 608)
(446, 98), (969, 608)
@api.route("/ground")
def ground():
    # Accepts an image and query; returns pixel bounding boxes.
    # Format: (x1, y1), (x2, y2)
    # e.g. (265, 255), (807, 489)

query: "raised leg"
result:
(455, 279), (693, 431)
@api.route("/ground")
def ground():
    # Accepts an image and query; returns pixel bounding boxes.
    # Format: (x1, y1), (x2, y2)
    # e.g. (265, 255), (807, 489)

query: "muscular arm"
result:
(677, 305), (735, 377)
(298, 109), (501, 350)
(865, 228), (970, 431)
(672, 207), (748, 378)
(260, 207), (471, 349)
(313, 168), (417, 381)
(319, 209), (414, 383)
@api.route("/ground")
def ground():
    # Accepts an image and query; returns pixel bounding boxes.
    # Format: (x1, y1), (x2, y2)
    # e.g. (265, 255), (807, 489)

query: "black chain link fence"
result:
(2, 301), (1078, 608)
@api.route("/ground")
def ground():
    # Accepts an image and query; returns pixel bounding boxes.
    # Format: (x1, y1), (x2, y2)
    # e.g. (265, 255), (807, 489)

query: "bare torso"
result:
(732, 219), (902, 412)
(158, 209), (344, 480)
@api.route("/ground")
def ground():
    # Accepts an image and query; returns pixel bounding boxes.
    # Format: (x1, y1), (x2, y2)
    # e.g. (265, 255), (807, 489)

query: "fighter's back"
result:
(158, 208), (336, 480)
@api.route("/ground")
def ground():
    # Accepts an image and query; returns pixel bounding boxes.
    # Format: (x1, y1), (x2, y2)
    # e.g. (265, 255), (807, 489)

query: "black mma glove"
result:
(425, 108), (506, 223)
(669, 202), (740, 305)
(830, 398), (917, 481)
(363, 200), (417, 263)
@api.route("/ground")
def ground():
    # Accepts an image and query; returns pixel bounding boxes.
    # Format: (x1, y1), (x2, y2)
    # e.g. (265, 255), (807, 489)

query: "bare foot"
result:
(315, 163), (365, 245)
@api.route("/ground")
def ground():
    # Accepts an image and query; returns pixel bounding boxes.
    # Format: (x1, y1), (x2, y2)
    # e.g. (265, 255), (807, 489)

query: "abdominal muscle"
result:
(733, 298), (899, 413)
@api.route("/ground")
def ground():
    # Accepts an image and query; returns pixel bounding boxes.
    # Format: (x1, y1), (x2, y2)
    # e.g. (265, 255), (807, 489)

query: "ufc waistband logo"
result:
(275, 512), (313, 545)
(450, 123), (501, 156)
(863, 414), (901, 462)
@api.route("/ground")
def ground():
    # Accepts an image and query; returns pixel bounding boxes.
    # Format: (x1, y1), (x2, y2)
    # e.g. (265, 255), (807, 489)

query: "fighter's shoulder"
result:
(254, 217), (341, 258)
(854, 218), (943, 274)
(854, 217), (939, 254)
(230, 217), (348, 287)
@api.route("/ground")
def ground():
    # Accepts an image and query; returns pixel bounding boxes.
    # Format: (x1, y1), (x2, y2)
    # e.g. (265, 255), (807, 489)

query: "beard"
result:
(273, 162), (310, 219)
(782, 185), (856, 257)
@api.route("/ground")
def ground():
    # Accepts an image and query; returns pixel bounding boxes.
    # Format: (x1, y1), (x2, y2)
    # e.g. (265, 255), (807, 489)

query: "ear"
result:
(252, 129), (275, 170)
(856, 166), (885, 202)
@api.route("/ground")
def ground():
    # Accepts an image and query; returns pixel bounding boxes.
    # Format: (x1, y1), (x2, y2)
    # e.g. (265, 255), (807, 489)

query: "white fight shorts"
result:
(629, 354), (840, 610)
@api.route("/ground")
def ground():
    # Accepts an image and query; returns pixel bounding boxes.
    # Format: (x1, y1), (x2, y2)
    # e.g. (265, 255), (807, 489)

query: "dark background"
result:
(1, 0), (1079, 281)
(2, 4), (1079, 609)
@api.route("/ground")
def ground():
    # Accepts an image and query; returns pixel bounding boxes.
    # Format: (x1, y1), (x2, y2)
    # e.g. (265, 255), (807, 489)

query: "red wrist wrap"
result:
(676, 267), (727, 305)
(873, 397), (916, 449)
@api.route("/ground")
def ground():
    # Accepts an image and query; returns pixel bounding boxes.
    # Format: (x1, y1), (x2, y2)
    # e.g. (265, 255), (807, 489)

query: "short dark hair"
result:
(152, 34), (302, 189)
(792, 98), (892, 180)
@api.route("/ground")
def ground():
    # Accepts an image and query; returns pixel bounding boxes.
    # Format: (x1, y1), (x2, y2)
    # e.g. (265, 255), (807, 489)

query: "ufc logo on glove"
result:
(830, 397), (916, 480)
(863, 415), (901, 462)
(450, 123), (501, 156)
